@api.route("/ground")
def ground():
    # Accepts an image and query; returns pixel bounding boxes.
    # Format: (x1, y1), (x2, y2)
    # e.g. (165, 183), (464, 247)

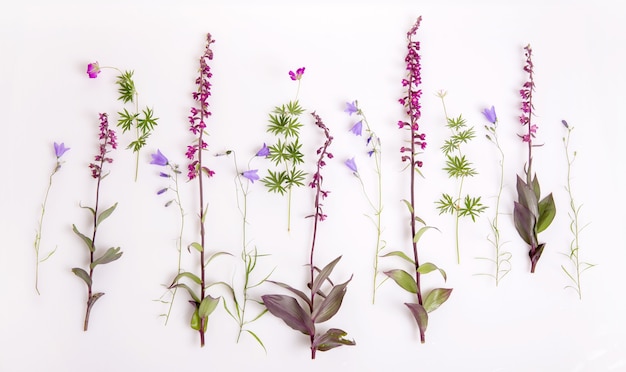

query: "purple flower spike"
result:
(256, 143), (270, 157)
(242, 169), (260, 183)
(350, 121), (363, 136)
(344, 101), (358, 115)
(482, 106), (497, 124)
(54, 142), (70, 158)
(150, 149), (169, 166)
(289, 67), (305, 81)
(86, 62), (101, 78)
(345, 157), (358, 173)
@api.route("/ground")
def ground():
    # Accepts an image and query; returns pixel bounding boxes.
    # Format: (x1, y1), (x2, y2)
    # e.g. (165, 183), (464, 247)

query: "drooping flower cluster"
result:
(309, 112), (334, 221)
(187, 33), (215, 180)
(519, 44), (538, 143)
(89, 113), (117, 179)
(398, 16), (426, 169)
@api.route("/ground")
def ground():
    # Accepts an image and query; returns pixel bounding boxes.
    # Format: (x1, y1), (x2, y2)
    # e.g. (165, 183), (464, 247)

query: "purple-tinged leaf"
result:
(537, 193), (556, 233)
(311, 256), (342, 297)
(96, 202), (118, 228)
(267, 280), (312, 308)
(71, 267), (92, 288)
(262, 294), (314, 335)
(405, 302), (428, 343)
(417, 262), (447, 281)
(313, 328), (356, 351)
(90, 247), (122, 269)
(513, 201), (537, 246)
(530, 243), (545, 273)
(198, 295), (220, 319)
(384, 269), (417, 294)
(72, 224), (94, 252)
(423, 288), (453, 313)
(516, 175), (539, 218)
(170, 283), (201, 304)
(312, 276), (352, 323)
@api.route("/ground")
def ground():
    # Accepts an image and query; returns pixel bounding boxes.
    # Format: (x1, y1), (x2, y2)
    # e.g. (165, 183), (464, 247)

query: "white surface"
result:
(1, 1), (625, 371)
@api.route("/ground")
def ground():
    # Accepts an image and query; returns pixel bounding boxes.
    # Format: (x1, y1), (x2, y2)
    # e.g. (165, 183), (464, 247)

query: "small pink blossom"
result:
(86, 62), (101, 78)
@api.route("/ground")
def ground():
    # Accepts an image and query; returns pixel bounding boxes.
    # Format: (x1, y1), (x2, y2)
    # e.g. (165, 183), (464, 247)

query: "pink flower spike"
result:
(86, 62), (101, 78)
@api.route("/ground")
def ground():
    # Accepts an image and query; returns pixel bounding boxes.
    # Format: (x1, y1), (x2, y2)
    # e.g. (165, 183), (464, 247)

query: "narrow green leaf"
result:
(537, 193), (556, 233)
(380, 250), (415, 265)
(414, 226), (437, 244)
(423, 288), (453, 313)
(96, 202), (118, 228)
(71, 268), (92, 288)
(72, 224), (94, 252)
(170, 283), (200, 304)
(90, 247), (123, 269)
(401, 199), (414, 214)
(384, 269), (417, 294)
(188, 242), (203, 253)
(417, 262), (447, 281)
(172, 271), (202, 285)
(244, 330), (268, 353)
(198, 295), (220, 319)
(205, 251), (232, 267)
(190, 308), (201, 331)
(531, 174), (541, 200)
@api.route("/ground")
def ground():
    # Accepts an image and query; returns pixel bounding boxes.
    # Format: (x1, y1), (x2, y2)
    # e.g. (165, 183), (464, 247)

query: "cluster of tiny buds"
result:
(519, 44), (538, 143)
(309, 112), (334, 221)
(89, 113), (117, 179)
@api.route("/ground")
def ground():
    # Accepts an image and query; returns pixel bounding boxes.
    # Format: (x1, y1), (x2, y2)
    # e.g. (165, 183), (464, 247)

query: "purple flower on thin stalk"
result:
(344, 101), (358, 115)
(350, 121), (363, 136)
(481, 106), (497, 124)
(289, 67), (305, 81)
(345, 158), (358, 173)
(86, 62), (101, 78)
(242, 169), (260, 183)
(150, 149), (169, 166)
(157, 188), (168, 195)
(54, 142), (70, 158)
(256, 143), (270, 157)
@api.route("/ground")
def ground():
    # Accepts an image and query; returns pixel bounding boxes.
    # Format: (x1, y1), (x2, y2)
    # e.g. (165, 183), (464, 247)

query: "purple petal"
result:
(349, 121), (363, 136)
(150, 149), (169, 166)
(345, 158), (358, 173)
(344, 101), (358, 115)
(481, 106), (497, 124)
(242, 169), (260, 183)
(53, 142), (70, 158)
(256, 143), (270, 157)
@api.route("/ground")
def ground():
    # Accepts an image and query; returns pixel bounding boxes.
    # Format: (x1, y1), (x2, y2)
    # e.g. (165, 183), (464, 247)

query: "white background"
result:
(1, 1), (625, 371)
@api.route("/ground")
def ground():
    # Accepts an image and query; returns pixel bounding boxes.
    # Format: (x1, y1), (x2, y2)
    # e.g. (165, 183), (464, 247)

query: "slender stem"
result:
(455, 177), (465, 264)
(163, 165), (185, 325)
(34, 162), (59, 295)
(133, 93), (140, 182)
(287, 186), (292, 232)
(492, 128), (505, 286)
(197, 119), (206, 347)
(564, 128), (583, 299)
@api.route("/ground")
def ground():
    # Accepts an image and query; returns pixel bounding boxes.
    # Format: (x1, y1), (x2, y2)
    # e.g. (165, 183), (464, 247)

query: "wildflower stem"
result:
(164, 164), (185, 325)
(455, 177), (464, 264)
(492, 129), (506, 286)
(34, 161), (60, 295)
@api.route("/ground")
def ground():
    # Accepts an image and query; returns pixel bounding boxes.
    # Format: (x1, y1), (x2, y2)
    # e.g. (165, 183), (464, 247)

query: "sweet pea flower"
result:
(345, 157), (358, 173)
(150, 149), (169, 166)
(54, 142), (70, 158)
(256, 143), (270, 157)
(482, 106), (497, 124)
(350, 121), (363, 136)
(242, 169), (260, 183)
(86, 62), (101, 78)
(344, 101), (358, 115)
(289, 67), (305, 81)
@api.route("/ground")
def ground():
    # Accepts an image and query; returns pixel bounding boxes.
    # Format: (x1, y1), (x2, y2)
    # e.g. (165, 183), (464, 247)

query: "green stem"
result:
(455, 177), (464, 264)
(164, 164), (185, 325)
(492, 129), (505, 286)
(34, 161), (59, 295)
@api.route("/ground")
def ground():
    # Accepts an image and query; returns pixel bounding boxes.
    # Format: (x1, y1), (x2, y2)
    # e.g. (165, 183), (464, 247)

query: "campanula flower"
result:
(345, 157), (358, 173)
(242, 169), (260, 183)
(350, 121), (363, 136)
(256, 143), (270, 157)
(150, 149), (169, 166)
(54, 142), (70, 158)
(344, 101), (358, 115)
(86, 62), (101, 78)
(481, 106), (497, 124)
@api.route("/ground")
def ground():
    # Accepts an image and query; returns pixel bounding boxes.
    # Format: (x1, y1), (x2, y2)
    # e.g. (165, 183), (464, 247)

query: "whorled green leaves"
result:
(513, 175), (556, 272)
(261, 256), (355, 359)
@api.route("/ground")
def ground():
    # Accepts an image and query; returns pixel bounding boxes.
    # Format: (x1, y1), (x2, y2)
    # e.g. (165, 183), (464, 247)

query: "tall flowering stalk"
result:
(33, 142), (70, 294)
(86, 61), (159, 181)
(262, 113), (355, 359)
(560, 120), (594, 299)
(72, 113), (123, 331)
(385, 16), (451, 344)
(261, 67), (307, 232)
(169, 33), (226, 347)
(479, 106), (512, 286)
(219, 148), (272, 350)
(513, 44), (556, 273)
(149, 150), (186, 325)
(344, 100), (386, 304)
(435, 91), (486, 264)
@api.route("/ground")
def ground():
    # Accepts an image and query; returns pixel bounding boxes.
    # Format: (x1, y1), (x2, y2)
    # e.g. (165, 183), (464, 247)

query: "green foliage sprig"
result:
(435, 91), (486, 264)
(560, 120), (594, 299)
(261, 68), (307, 232)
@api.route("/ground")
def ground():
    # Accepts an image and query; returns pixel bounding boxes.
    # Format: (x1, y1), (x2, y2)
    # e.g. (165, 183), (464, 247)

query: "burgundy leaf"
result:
(266, 280), (312, 308)
(261, 294), (314, 335)
(405, 302), (428, 343)
(313, 328), (356, 352)
(311, 256), (342, 297)
(312, 275), (352, 323)
(513, 201), (537, 246)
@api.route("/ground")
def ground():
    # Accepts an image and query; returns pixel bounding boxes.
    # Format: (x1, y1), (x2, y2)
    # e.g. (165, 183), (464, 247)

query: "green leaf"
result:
(423, 288), (453, 313)
(380, 250), (415, 265)
(190, 308), (201, 331)
(116, 70), (136, 103)
(417, 262), (447, 281)
(204, 251), (232, 267)
(261, 169), (288, 195)
(72, 224), (94, 252)
(384, 269), (417, 294)
(137, 107), (159, 134)
(117, 108), (138, 133)
(531, 174), (541, 200)
(414, 225), (437, 244)
(313, 328), (356, 352)
(405, 302), (428, 343)
(436, 193), (456, 215)
(198, 295), (220, 319)
(401, 199), (414, 214)
(90, 247), (123, 269)
(71, 267), (92, 288)
(172, 271), (202, 285)
(444, 155), (477, 178)
(188, 242), (203, 253)
(459, 195), (487, 222)
(96, 202), (118, 228)
(537, 193), (556, 233)
(312, 276), (352, 323)
(311, 256), (342, 296)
